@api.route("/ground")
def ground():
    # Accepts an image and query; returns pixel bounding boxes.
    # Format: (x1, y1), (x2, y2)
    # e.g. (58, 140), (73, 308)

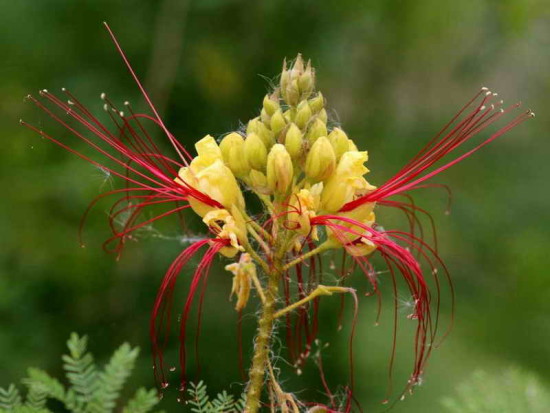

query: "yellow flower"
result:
(321, 150), (375, 213)
(225, 253), (257, 311)
(324, 202), (377, 256)
(288, 183), (323, 240)
(192, 134), (223, 169)
(203, 207), (247, 258)
(177, 159), (245, 217)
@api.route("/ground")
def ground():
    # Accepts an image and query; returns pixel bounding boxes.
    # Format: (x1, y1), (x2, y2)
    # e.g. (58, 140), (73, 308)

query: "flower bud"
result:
(306, 117), (328, 144)
(281, 55), (314, 107)
(248, 169), (271, 195)
(267, 144), (293, 195)
(246, 117), (261, 135)
(244, 132), (268, 171)
(295, 100), (312, 129)
(328, 128), (350, 160)
(317, 108), (328, 124)
(298, 60), (314, 100)
(262, 93), (280, 116)
(280, 59), (290, 94)
(284, 123), (303, 160)
(247, 117), (275, 148)
(270, 108), (287, 136)
(286, 79), (300, 106)
(283, 108), (295, 123)
(304, 137), (336, 182)
(260, 108), (271, 126)
(309, 92), (324, 113)
(219, 132), (250, 177)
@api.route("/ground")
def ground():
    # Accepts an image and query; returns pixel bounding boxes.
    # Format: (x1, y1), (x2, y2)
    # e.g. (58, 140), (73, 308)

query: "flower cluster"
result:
(178, 55), (378, 266)
(22, 24), (533, 412)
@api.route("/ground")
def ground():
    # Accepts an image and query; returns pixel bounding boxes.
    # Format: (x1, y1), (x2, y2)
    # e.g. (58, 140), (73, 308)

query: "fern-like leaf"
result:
(122, 388), (160, 413)
(24, 385), (48, 410)
(87, 342), (139, 413)
(0, 384), (23, 410)
(233, 393), (246, 413)
(187, 381), (210, 413)
(62, 333), (98, 409)
(22, 368), (65, 404)
(210, 390), (235, 412)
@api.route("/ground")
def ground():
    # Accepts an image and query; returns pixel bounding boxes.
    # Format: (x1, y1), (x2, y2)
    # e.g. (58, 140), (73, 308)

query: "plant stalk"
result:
(244, 274), (279, 412)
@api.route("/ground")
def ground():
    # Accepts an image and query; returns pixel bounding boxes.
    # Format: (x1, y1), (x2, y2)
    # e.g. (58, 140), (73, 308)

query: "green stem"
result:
(244, 274), (279, 413)
(282, 242), (330, 272)
(274, 285), (351, 319)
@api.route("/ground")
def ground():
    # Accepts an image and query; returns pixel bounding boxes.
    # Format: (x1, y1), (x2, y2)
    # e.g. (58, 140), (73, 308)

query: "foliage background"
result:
(1, 0), (549, 411)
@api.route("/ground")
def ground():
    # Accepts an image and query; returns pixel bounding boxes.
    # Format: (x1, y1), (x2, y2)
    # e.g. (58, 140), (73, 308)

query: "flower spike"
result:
(23, 30), (531, 411)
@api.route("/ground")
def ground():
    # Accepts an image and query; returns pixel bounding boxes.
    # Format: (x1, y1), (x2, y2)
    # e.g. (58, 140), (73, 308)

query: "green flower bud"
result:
(248, 169), (271, 195)
(283, 108), (295, 123)
(260, 108), (271, 126)
(281, 54), (317, 107)
(280, 59), (290, 93)
(328, 128), (350, 160)
(304, 136), (336, 181)
(246, 117), (261, 135)
(286, 79), (300, 106)
(284, 123), (303, 160)
(317, 108), (328, 124)
(247, 117), (274, 148)
(295, 100), (312, 129)
(270, 108), (287, 136)
(244, 132), (268, 171)
(262, 93), (280, 116)
(219, 132), (250, 177)
(306, 117), (327, 143)
(298, 60), (314, 99)
(267, 144), (293, 194)
(309, 92), (324, 113)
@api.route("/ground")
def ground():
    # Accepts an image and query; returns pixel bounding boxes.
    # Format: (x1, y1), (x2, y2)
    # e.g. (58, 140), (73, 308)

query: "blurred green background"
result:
(2, 0), (549, 411)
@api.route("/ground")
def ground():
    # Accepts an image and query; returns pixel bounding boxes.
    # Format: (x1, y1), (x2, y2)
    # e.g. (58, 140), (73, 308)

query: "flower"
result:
(22, 23), (533, 409)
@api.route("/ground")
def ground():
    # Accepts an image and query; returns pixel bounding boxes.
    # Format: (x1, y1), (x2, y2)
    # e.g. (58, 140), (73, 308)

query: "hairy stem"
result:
(245, 274), (279, 412)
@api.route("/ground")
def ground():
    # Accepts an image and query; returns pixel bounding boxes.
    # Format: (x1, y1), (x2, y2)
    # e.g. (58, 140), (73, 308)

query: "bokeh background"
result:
(2, 0), (549, 411)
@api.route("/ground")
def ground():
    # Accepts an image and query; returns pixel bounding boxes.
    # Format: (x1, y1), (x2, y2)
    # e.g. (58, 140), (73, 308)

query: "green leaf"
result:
(87, 342), (139, 413)
(62, 333), (98, 409)
(1, 333), (159, 413)
(210, 390), (235, 412)
(22, 368), (65, 403)
(0, 384), (22, 410)
(187, 381), (210, 413)
(122, 388), (160, 413)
